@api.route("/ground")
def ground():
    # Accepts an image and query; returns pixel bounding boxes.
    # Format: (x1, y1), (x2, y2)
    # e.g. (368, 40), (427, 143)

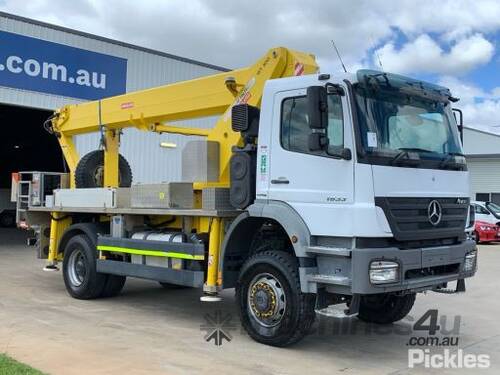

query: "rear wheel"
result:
(101, 275), (126, 297)
(62, 234), (107, 299)
(357, 293), (416, 324)
(236, 250), (316, 347)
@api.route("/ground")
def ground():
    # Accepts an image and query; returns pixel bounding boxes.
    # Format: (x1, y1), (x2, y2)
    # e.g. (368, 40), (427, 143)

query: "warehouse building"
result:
(0, 11), (227, 191)
(2, 12), (500, 206)
(463, 126), (500, 204)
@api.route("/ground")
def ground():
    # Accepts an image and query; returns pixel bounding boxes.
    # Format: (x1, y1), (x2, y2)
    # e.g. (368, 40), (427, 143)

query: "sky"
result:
(1, 0), (500, 132)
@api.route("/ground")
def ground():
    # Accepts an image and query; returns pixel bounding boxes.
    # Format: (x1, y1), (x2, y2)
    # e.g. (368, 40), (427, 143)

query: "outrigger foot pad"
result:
(200, 294), (222, 302)
(43, 265), (59, 272)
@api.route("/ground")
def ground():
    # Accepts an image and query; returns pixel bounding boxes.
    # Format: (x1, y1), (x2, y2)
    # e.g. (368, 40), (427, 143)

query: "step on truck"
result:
(14, 47), (477, 347)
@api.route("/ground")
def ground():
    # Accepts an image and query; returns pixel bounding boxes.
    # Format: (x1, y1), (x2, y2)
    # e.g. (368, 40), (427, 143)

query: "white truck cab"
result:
(225, 69), (476, 305)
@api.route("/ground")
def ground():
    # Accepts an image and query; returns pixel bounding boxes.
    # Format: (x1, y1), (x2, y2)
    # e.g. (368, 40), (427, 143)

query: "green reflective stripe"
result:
(97, 245), (204, 260)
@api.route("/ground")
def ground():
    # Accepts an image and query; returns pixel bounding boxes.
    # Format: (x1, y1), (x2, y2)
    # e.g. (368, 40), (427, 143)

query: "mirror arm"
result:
(326, 147), (352, 160)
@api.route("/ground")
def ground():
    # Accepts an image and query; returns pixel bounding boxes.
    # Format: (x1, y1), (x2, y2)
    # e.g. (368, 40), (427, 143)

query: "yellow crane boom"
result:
(50, 47), (318, 188)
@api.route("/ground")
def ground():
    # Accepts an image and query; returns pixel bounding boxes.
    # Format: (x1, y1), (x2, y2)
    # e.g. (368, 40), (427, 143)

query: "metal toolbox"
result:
(131, 183), (193, 209)
(202, 188), (233, 210)
(53, 188), (130, 208)
(182, 140), (219, 182)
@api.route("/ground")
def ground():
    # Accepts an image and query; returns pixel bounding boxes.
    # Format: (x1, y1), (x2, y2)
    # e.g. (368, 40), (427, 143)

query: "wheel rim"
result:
(247, 273), (286, 328)
(68, 248), (87, 287)
(93, 165), (121, 187)
(93, 166), (104, 187)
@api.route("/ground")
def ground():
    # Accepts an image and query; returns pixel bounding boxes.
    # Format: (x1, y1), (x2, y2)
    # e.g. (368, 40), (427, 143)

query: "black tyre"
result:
(62, 234), (107, 299)
(75, 150), (132, 188)
(236, 250), (316, 347)
(357, 293), (416, 324)
(101, 275), (126, 298)
(0, 212), (15, 227)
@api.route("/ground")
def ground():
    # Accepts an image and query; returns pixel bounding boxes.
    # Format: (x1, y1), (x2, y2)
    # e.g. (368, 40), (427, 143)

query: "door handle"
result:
(271, 178), (290, 184)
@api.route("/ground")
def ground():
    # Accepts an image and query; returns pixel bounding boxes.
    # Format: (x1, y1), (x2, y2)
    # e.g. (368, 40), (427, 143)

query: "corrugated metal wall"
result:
(0, 13), (226, 183)
(75, 117), (218, 184)
(467, 158), (500, 199)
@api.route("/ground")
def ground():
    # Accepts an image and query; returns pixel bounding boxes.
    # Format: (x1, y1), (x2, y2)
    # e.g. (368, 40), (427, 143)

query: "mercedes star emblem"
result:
(427, 200), (442, 226)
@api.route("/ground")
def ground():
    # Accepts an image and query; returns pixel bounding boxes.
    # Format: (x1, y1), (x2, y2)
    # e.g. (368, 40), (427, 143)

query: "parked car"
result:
(472, 220), (500, 243)
(471, 201), (500, 226)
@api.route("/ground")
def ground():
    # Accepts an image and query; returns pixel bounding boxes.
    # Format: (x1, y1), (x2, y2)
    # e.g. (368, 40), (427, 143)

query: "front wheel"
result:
(357, 293), (416, 324)
(236, 250), (316, 347)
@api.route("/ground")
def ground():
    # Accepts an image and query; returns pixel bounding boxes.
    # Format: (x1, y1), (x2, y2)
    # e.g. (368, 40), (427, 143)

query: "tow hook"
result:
(433, 279), (466, 294)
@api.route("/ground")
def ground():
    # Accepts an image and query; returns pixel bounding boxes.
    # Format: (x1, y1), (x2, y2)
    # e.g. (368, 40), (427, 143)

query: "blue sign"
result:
(0, 31), (127, 100)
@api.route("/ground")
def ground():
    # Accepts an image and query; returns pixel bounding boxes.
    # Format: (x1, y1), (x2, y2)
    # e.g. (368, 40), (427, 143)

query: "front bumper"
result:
(308, 239), (477, 295)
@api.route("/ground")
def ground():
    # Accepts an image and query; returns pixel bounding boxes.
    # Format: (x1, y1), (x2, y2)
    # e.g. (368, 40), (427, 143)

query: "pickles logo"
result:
(409, 349), (490, 369)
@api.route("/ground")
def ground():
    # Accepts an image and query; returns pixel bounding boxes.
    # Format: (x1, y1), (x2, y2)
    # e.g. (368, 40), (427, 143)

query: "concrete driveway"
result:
(1, 228), (499, 375)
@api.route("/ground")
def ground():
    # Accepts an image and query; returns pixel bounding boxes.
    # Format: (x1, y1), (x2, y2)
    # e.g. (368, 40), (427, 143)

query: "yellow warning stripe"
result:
(97, 245), (204, 260)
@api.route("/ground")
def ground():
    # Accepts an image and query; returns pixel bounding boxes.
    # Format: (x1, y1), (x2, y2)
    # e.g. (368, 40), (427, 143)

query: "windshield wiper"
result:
(396, 147), (435, 154)
(390, 148), (426, 166)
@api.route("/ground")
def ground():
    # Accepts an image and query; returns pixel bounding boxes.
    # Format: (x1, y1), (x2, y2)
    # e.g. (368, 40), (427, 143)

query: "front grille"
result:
(375, 197), (469, 242)
(405, 263), (460, 280)
(356, 236), (459, 250)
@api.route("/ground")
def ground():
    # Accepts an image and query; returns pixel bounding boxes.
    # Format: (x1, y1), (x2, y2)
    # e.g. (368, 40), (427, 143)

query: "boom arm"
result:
(50, 47), (318, 188)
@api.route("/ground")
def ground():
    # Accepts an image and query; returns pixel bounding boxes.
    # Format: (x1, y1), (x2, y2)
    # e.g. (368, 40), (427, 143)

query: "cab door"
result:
(265, 86), (355, 234)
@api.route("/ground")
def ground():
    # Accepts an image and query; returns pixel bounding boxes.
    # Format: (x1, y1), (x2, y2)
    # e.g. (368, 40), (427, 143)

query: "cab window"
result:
(474, 205), (490, 215)
(281, 94), (344, 155)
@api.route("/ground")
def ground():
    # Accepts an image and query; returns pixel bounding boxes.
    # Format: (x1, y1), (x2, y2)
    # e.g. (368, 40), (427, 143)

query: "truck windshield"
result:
(352, 77), (465, 170)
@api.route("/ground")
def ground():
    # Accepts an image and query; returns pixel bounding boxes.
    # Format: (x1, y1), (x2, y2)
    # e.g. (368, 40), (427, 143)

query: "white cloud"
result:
(386, 0), (500, 36)
(438, 76), (500, 129)
(1, 0), (498, 71)
(375, 34), (494, 75)
(1, 0), (500, 129)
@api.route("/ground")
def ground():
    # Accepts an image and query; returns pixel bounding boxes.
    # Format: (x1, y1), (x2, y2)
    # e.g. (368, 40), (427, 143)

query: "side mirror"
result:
(452, 108), (464, 144)
(307, 86), (328, 152)
(307, 86), (328, 129)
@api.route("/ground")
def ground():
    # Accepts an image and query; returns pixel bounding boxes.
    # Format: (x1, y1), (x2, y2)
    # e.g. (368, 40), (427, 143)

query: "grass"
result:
(0, 354), (46, 375)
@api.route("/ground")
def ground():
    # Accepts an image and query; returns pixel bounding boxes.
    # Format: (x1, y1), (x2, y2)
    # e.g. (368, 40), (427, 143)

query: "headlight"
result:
(464, 251), (477, 272)
(479, 226), (487, 231)
(369, 260), (399, 284)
